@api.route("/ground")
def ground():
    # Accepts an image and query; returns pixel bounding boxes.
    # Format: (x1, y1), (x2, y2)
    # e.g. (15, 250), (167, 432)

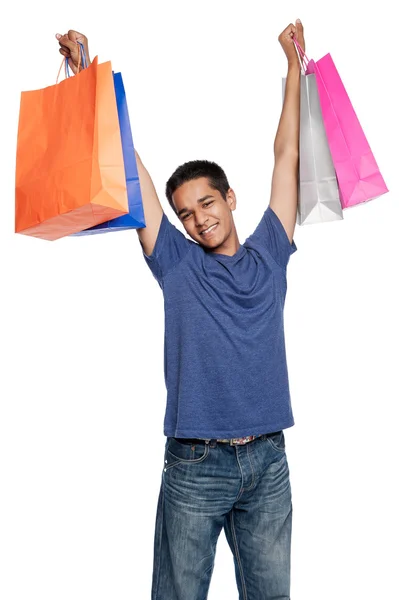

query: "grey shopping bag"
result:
(282, 73), (343, 225)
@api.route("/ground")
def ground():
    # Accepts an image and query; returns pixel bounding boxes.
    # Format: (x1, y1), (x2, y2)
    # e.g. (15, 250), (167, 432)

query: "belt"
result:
(175, 434), (264, 446)
(213, 434), (262, 446)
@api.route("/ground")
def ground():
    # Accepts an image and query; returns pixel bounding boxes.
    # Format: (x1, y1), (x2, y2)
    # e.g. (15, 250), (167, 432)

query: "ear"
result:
(226, 188), (237, 211)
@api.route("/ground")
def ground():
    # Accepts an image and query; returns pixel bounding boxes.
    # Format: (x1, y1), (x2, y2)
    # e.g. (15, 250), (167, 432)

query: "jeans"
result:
(151, 431), (292, 600)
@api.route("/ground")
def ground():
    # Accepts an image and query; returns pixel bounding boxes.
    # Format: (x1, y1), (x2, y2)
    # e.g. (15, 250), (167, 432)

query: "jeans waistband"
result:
(174, 433), (277, 447)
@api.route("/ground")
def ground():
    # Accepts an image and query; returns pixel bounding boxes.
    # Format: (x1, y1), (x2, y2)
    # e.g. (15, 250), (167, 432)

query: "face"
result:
(172, 177), (238, 252)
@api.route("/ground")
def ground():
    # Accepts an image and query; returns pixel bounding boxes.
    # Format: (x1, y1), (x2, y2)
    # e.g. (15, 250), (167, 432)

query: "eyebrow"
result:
(177, 195), (215, 217)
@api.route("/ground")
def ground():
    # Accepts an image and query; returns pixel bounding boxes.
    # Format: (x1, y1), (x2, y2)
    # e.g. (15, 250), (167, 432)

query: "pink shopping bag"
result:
(294, 39), (388, 209)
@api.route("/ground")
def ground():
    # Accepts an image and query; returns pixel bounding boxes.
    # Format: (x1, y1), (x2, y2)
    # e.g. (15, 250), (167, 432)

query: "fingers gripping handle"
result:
(56, 41), (88, 84)
(66, 42), (88, 76)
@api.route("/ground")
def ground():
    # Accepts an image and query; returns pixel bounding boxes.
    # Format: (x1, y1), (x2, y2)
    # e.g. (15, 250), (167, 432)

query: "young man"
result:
(57, 20), (305, 599)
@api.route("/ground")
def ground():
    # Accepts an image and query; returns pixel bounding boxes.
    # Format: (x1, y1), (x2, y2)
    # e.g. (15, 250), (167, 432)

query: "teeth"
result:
(202, 224), (217, 235)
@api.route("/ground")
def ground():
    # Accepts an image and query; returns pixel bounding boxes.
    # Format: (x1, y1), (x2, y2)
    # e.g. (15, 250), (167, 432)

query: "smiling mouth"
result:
(200, 223), (218, 237)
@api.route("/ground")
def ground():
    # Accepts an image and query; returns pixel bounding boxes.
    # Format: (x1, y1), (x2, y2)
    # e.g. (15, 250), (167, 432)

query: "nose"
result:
(194, 213), (209, 228)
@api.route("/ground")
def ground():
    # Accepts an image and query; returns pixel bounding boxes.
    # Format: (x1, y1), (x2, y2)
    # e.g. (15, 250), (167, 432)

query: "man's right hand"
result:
(55, 30), (91, 74)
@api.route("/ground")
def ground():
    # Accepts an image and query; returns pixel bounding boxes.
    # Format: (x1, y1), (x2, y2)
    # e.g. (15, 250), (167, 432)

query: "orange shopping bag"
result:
(15, 54), (129, 241)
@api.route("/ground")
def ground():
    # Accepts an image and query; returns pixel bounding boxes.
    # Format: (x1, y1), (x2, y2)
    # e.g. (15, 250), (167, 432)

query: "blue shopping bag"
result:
(72, 69), (145, 235)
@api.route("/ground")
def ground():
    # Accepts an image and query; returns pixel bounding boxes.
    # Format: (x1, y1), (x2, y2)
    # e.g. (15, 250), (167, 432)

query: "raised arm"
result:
(56, 30), (165, 256)
(269, 20), (305, 244)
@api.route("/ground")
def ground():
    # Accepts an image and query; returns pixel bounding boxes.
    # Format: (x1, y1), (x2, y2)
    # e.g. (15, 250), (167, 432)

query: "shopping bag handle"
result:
(293, 37), (310, 74)
(56, 41), (87, 84)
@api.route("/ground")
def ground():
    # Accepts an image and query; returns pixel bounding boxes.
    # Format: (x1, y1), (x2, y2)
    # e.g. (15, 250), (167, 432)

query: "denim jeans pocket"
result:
(266, 430), (286, 453)
(164, 437), (210, 472)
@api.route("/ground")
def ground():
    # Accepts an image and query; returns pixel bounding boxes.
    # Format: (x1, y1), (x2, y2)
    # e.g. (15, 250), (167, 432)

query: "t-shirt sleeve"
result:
(244, 205), (297, 270)
(139, 211), (192, 286)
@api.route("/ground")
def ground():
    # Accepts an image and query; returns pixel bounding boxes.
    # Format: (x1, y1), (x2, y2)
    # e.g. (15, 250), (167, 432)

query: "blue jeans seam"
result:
(234, 448), (245, 501)
(245, 444), (256, 492)
(235, 446), (256, 498)
(153, 483), (164, 600)
(230, 511), (248, 600)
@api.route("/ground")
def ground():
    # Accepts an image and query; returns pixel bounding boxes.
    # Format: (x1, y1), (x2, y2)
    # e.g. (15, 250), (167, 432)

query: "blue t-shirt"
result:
(140, 205), (297, 439)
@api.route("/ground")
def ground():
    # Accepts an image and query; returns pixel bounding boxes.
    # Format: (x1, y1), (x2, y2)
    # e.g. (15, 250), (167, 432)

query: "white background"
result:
(1, 1), (398, 598)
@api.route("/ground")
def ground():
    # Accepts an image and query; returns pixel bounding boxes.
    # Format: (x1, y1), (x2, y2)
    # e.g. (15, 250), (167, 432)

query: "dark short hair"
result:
(165, 160), (230, 215)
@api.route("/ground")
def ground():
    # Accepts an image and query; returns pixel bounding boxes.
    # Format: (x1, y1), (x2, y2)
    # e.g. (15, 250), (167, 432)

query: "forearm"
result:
(134, 150), (159, 200)
(273, 63), (301, 159)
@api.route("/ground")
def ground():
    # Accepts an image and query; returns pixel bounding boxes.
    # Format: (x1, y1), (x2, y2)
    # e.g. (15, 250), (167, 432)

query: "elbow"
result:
(274, 143), (299, 160)
(274, 146), (299, 166)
